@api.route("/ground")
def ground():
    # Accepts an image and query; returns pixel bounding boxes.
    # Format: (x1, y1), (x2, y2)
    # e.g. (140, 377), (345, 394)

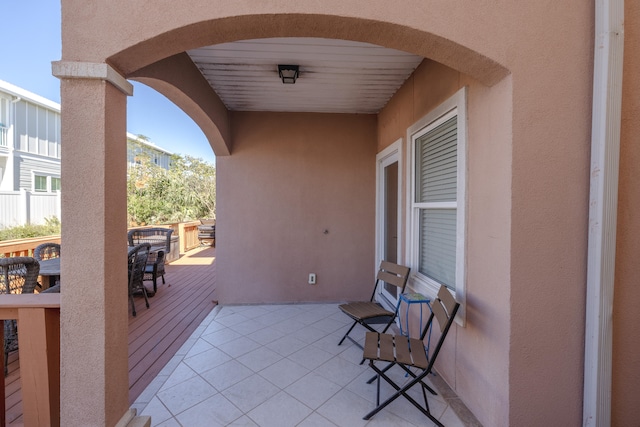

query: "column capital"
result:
(52, 61), (133, 96)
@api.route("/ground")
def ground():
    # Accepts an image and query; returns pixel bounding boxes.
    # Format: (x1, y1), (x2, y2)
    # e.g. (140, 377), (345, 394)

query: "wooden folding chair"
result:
(362, 285), (460, 425)
(338, 261), (410, 348)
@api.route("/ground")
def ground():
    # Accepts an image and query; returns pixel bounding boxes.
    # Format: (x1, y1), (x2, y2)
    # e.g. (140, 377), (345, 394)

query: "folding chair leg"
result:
(338, 320), (358, 345)
(397, 364), (437, 395)
(380, 316), (397, 334)
(366, 361), (436, 393)
(341, 320), (383, 349)
(376, 371), (381, 405)
(363, 361), (443, 427)
(367, 361), (395, 384)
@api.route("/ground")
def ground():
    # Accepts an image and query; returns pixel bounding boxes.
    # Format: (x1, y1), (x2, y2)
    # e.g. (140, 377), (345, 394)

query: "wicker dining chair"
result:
(128, 243), (151, 317)
(0, 257), (40, 375)
(128, 228), (172, 292)
(34, 242), (61, 288)
(34, 242), (61, 261)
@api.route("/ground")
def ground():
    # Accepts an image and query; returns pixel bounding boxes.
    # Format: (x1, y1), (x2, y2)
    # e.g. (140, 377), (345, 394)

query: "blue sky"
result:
(0, 1), (216, 163)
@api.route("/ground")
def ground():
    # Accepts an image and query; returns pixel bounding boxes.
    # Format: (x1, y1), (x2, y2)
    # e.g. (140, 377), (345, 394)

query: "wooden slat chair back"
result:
(362, 285), (460, 425)
(338, 261), (410, 349)
(0, 257), (40, 375)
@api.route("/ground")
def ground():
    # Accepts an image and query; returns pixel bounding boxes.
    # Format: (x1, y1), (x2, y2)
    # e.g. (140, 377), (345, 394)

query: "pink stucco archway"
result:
(120, 14), (509, 158)
(56, 2), (594, 426)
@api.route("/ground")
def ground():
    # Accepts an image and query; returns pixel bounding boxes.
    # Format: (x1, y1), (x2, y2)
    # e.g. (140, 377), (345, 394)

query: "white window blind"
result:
(415, 115), (458, 290)
(407, 87), (466, 323)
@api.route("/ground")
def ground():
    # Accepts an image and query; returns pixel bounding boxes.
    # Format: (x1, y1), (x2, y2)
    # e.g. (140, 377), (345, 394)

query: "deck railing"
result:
(0, 236), (61, 258)
(0, 294), (60, 427)
(0, 221), (203, 260)
(177, 221), (201, 253)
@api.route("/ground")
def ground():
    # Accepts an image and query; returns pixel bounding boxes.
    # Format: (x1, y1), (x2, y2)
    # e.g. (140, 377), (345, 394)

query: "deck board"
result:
(4, 245), (217, 425)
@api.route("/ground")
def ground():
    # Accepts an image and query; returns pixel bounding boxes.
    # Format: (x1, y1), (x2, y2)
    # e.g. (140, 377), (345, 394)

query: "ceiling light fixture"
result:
(278, 64), (299, 84)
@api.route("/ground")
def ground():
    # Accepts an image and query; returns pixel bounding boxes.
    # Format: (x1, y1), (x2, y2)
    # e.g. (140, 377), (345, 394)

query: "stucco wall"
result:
(613, 1), (640, 425)
(216, 112), (377, 304)
(58, 1), (597, 425)
(378, 59), (513, 427)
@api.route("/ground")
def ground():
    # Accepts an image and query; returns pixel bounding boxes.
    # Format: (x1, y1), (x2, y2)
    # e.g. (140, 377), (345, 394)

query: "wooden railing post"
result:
(178, 222), (186, 254)
(0, 295), (61, 427)
(18, 306), (60, 427)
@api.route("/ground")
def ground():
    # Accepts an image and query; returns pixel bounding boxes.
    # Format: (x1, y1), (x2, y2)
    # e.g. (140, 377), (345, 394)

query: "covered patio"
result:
(4, 245), (476, 426)
(47, 1), (640, 426)
(132, 302), (476, 427)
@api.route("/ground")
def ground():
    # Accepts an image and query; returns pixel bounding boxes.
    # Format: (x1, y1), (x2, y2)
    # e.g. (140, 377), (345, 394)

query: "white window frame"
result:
(374, 138), (403, 311)
(405, 87), (467, 325)
(51, 176), (61, 191)
(33, 172), (61, 193)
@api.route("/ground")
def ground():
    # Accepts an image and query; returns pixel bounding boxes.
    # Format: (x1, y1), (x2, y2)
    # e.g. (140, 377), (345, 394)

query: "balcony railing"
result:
(0, 126), (7, 147)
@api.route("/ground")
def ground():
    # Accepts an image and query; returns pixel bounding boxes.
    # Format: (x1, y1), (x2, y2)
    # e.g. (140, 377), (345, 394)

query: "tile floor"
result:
(133, 303), (470, 427)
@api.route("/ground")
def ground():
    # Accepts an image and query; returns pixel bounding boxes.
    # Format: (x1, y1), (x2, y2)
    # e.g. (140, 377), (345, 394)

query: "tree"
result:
(127, 151), (216, 225)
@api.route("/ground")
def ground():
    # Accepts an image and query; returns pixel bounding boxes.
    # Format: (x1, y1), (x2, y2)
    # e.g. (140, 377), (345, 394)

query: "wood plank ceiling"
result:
(187, 38), (423, 114)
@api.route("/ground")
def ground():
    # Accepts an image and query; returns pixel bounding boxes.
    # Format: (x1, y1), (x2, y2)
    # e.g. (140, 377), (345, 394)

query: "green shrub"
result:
(0, 217), (61, 241)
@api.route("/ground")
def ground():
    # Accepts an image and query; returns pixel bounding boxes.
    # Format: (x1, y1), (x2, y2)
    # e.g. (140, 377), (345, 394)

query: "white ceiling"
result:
(187, 38), (423, 114)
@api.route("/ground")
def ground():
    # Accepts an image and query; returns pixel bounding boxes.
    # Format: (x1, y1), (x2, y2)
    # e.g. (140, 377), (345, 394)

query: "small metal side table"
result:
(397, 292), (432, 348)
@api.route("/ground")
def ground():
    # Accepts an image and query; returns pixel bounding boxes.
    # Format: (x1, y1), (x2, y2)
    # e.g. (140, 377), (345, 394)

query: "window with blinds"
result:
(408, 87), (466, 321)
(413, 114), (458, 291)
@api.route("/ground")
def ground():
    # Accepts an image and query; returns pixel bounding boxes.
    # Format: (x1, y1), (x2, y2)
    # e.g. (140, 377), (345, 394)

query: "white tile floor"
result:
(133, 303), (468, 427)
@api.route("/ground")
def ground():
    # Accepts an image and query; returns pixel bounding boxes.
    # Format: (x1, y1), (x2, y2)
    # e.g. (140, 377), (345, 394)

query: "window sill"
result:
(408, 273), (466, 327)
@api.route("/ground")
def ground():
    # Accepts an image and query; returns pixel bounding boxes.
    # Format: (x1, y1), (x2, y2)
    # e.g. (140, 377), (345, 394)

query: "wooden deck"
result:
(3, 245), (217, 425)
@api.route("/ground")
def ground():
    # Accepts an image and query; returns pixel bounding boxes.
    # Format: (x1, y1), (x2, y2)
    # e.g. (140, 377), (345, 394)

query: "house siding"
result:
(17, 153), (61, 191)
(0, 82), (174, 227)
(14, 98), (61, 158)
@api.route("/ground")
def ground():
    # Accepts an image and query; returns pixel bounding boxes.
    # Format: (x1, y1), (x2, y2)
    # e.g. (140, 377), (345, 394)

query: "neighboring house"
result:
(126, 133), (173, 169)
(0, 80), (62, 227)
(0, 80), (62, 193)
(51, 2), (638, 427)
(0, 80), (172, 227)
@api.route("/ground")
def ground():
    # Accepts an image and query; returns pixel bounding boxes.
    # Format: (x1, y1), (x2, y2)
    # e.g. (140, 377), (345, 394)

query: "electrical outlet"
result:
(308, 273), (316, 285)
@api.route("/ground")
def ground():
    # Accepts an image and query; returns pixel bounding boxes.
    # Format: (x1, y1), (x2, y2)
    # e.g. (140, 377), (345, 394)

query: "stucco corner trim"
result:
(52, 61), (134, 96)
